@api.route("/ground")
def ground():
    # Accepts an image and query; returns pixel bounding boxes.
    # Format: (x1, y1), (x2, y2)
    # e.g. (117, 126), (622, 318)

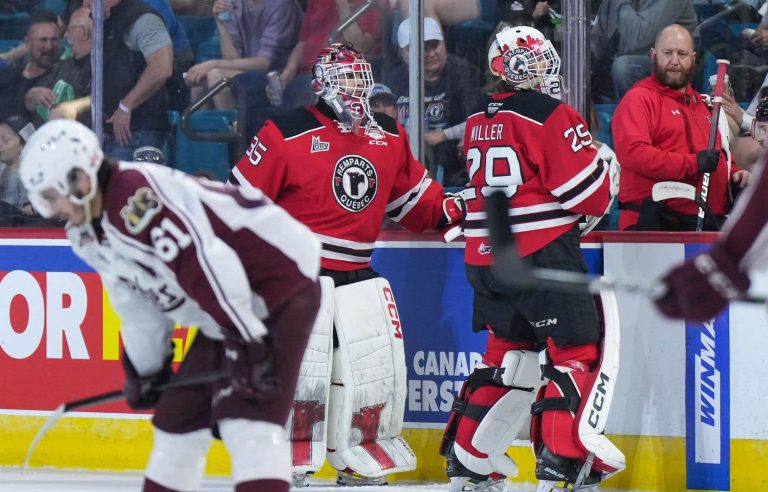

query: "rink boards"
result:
(2, 229), (768, 491)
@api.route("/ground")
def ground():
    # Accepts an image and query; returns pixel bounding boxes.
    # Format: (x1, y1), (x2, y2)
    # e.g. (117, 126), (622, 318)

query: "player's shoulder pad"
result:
(492, 91), (562, 124)
(373, 111), (400, 135)
(268, 107), (324, 138)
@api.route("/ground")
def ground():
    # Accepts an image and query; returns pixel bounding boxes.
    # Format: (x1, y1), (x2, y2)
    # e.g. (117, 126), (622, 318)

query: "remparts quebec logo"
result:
(332, 155), (377, 212)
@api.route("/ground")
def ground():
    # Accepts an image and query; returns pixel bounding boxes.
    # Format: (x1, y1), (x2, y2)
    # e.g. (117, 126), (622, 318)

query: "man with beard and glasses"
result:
(0, 10), (61, 121)
(612, 23), (752, 231)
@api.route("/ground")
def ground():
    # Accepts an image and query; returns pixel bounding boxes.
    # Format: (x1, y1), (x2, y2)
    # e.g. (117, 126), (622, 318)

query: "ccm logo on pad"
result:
(382, 287), (403, 339)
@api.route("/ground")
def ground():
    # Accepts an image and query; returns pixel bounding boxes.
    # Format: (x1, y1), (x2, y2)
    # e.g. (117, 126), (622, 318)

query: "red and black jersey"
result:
(462, 91), (610, 264)
(230, 103), (447, 271)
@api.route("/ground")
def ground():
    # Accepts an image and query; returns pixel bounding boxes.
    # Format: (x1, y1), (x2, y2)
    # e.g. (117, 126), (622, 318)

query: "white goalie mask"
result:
(488, 25), (563, 97)
(311, 43), (377, 136)
(19, 119), (103, 218)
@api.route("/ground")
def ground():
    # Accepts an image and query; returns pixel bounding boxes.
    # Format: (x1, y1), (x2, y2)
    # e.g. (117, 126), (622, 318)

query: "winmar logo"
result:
(695, 318), (721, 463)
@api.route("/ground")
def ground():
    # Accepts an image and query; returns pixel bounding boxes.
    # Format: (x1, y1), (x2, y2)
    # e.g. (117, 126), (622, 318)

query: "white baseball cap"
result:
(397, 17), (443, 48)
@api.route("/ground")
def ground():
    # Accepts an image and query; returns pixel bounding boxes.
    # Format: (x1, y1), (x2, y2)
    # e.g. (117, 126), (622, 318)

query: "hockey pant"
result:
(441, 339), (543, 478)
(288, 277), (416, 478)
(530, 288), (626, 486)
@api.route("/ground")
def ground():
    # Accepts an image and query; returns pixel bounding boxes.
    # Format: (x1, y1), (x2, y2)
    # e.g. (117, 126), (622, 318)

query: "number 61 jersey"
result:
(462, 90), (611, 265)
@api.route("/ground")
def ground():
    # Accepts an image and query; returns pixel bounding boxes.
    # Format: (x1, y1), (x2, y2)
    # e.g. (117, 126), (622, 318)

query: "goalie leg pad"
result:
(531, 289), (626, 484)
(442, 347), (542, 478)
(288, 276), (334, 475)
(326, 277), (416, 477)
(145, 427), (212, 491)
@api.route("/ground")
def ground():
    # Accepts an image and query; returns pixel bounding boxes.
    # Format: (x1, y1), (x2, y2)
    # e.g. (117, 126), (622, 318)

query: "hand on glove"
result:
(696, 149), (720, 174)
(654, 245), (749, 322)
(224, 336), (278, 399)
(122, 342), (174, 410)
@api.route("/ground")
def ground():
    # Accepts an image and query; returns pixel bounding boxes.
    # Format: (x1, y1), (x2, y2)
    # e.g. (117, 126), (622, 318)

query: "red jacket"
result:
(613, 74), (740, 230)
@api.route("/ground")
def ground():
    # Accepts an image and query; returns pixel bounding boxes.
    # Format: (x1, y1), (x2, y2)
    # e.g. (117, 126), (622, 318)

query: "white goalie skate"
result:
(448, 476), (506, 492)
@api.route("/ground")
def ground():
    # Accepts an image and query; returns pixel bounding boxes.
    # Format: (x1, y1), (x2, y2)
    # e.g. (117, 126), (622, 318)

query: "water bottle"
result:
(266, 71), (284, 106)
(217, 0), (232, 22)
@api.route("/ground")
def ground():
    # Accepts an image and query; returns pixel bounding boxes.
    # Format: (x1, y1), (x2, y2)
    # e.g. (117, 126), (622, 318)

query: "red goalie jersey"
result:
(230, 103), (448, 271)
(462, 91), (611, 264)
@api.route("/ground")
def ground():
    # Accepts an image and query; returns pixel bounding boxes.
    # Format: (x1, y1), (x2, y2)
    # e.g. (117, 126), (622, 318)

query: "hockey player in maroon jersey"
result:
(440, 26), (626, 491)
(655, 155), (768, 321)
(19, 119), (321, 492)
(229, 43), (466, 486)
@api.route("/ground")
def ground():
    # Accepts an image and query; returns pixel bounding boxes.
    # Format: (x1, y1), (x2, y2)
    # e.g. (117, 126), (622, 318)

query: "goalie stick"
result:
(485, 190), (765, 304)
(22, 368), (227, 471)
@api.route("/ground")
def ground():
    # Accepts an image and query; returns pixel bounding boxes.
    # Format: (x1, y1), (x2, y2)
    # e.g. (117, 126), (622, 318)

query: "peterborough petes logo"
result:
(332, 154), (377, 212)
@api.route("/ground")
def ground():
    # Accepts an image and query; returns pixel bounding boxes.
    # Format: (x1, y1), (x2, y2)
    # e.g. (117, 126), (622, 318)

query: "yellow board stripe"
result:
(2, 415), (744, 489)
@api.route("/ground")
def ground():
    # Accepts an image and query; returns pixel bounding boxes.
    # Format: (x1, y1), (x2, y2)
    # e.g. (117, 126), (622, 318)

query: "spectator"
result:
(392, 0), (478, 27)
(185, 0), (302, 110)
(591, 0), (697, 103)
(24, 7), (92, 127)
(170, 0), (215, 15)
(82, 0), (173, 161)
(384, 17), (481, 186)
(144, 0), (194, 111)
(612, 24), (751, 231)
(233, 0), (384, 138)
(0, 10), (61, 121)
(0, 115), (36, 224)
(369, 82), (397, 118)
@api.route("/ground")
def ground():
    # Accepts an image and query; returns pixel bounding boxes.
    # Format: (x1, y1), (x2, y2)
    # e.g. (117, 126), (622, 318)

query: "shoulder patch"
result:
(120, 186), (162, 234)
(492, 91), (562, 124)
(270, 107), (323, 138)
(373, 112), (400, 135)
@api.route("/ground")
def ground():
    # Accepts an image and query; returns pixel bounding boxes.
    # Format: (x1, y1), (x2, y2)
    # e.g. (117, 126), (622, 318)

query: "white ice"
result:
(0, 468), (605, 492)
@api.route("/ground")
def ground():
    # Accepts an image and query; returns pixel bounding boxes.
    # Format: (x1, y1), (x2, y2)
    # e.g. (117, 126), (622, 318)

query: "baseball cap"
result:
(397, 17), (443, 48)
(3, 115), (35, 143)
(370, 83), (396, 107)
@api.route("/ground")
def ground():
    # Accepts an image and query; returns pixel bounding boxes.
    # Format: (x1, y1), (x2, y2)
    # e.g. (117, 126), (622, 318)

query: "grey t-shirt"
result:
(125, 13), (172, 57)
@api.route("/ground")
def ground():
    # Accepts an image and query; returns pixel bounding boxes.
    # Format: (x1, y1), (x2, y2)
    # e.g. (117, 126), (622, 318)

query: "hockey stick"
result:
(652, 181), (719, 230)
(697, 59), (730, 231)
(485, 190), (765, 304)
(22, 368), (227, 471)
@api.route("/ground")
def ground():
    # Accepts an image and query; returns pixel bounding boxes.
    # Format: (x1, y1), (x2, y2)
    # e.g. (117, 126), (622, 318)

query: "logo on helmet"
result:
(503, 47), (532, 83)
(332, 155), (377, 212)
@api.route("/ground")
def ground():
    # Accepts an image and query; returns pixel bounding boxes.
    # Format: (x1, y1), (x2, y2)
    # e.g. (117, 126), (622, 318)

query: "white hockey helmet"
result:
(488, 25), (562, 95)
(311, 43), (377, 136)
(19, 119), (103, 218)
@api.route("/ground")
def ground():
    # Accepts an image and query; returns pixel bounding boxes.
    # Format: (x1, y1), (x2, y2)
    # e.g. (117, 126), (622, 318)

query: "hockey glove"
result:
(122, 342), (174, 410)
(438, 193), (467, 241)
(696, 149), (720, 174)
(223, 335), (278, 399)
(655, 245), (749, 322)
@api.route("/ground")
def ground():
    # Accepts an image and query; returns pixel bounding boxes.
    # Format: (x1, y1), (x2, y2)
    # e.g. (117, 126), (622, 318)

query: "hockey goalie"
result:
(439, 25), (626, 491)
(229, 43), (466, 486)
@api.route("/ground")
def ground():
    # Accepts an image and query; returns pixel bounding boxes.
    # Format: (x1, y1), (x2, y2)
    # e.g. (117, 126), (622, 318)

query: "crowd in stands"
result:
(1, 0), (768, 231)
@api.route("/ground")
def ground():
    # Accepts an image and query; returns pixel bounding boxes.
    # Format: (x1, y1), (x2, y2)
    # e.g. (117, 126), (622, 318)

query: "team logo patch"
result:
(503, 47), (531, 83)
(332, 154), (377, 212)
(121, 187), (162, 233)
(311, 135), (330, 153)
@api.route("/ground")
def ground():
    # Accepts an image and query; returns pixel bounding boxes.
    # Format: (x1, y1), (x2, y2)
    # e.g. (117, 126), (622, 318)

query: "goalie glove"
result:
(655, 245), (749, 322)
(224, 335), (278, 399)
(438, 192), (467, 241)
(122, 342), (174, 410)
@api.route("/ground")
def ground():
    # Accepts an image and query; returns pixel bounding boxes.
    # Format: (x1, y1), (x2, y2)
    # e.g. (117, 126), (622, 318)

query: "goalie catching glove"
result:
(122, 342), (174, 410)
(224, 335), (278, 399)
(655, 244), (749, 322)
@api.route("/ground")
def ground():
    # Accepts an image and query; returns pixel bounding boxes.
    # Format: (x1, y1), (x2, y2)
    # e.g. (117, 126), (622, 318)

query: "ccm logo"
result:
(587, 372), (610, 428)
(382, 287), (403, 339)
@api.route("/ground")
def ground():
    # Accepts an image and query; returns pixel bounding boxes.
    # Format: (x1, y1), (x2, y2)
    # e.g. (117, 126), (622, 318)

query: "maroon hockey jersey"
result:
(462, 91), (610, 264)
(230, 103), (447, 271)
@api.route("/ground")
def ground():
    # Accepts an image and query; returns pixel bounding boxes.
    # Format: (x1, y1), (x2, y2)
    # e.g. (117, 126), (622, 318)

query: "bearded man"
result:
(612, 23), (752, 231)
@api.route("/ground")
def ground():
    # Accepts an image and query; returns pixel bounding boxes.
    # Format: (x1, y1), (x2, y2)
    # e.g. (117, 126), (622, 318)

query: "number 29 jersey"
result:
(462, 90), (611, 265)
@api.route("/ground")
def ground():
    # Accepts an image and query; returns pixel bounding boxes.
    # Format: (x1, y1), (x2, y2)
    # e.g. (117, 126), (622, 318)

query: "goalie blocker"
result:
(288, 276), (416, 482)
(441, 288), (625, 489)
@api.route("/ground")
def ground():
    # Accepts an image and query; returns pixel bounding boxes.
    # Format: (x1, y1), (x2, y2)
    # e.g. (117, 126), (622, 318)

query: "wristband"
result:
(118, 101), (131, 113)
